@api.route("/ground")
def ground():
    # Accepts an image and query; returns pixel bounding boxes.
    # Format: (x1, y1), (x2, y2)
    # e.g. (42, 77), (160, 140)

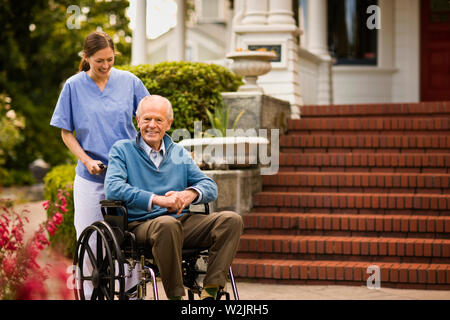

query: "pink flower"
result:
(46, 222), (57, 236)
(5, 241), (17, 251)
(56, 205), (67, 213)
(15, 277), (48, 300)
(2, 257), (17, 277)
(52, 213), (63, 225)
(41, 200), (50, 210)
(1, 214), (10, 224)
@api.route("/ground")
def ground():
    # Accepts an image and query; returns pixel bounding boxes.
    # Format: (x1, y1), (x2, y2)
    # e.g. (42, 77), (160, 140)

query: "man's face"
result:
(137, 100), (173, 150)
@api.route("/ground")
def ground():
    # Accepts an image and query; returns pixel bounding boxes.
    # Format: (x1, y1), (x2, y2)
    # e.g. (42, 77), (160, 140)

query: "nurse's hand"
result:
(84, 159), (106, 175)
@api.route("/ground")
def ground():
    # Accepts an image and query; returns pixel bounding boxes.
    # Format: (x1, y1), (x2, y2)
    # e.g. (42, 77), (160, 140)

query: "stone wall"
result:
(190, 169), (262, 215)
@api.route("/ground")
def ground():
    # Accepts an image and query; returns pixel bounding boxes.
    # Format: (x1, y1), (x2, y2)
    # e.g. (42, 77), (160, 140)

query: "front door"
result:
(420, 0), (450, 101)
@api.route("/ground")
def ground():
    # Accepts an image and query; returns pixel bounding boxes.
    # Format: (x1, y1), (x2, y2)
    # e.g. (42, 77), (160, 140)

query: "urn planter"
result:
(226, 51), (277, 93)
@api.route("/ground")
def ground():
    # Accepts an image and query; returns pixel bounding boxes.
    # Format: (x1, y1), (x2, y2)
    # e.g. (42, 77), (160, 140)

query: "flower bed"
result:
(0, 195), (72, 300)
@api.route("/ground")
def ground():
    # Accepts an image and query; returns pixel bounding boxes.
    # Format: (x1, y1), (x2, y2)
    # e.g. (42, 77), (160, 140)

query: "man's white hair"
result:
(136, 95), (173, 120)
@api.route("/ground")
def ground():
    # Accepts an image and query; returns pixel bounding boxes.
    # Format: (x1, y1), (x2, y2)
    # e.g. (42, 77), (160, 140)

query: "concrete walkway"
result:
(5, 199), (450, 300)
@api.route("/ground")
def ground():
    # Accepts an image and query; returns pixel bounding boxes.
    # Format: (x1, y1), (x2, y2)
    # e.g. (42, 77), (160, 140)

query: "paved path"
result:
(5, 199), (450, 300)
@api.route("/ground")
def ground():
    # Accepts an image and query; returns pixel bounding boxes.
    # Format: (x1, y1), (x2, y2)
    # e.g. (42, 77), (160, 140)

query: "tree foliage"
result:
(0, 0), (132, 172)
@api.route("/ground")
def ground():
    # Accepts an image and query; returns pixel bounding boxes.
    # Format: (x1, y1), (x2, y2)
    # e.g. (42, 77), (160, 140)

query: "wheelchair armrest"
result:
(100, 200), (126, 207)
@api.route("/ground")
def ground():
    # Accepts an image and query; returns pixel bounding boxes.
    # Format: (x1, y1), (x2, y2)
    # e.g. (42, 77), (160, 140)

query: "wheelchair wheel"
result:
(73, 221), (126, 300)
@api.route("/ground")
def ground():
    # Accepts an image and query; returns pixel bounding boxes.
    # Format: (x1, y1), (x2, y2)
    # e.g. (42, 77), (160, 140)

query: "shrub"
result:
(43, 164), (76, 258)
(0, 198), (71, 299)
(118, 62), (243, 134)
(0, 93), (26, 186)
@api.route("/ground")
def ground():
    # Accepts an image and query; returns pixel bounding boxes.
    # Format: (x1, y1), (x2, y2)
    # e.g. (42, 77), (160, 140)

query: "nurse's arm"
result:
(61, 129), (104, 175)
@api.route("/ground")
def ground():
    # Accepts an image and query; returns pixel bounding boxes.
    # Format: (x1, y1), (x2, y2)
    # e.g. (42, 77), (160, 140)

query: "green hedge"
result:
(43, 164), (76, 258)
(118, 61), (243, 134)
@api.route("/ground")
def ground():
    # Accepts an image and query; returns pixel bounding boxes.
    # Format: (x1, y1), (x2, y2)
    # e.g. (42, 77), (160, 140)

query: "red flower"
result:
(41, 200), (50, 210)
(46, 222), (57, 236)
(15, 277), (48, 300)
(2, 257), (17, 277)
(52, 213), (64, 225)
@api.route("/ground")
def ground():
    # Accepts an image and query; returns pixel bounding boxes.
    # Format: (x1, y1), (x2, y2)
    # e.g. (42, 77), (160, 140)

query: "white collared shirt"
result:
(139, 136), (165, 169)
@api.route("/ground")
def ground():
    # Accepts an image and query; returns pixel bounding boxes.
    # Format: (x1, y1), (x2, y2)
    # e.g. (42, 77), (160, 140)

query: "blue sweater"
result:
(105, 133), (218, 222)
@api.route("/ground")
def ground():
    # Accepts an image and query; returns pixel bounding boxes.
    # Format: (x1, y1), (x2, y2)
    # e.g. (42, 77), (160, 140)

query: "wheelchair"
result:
(72, 200), (239, 300)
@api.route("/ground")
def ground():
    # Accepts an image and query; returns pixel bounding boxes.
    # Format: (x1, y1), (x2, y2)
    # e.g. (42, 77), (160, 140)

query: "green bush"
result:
(0, 169), (36, 187)
(43, 164), (76, 258)
(118, 62), (243, 134)
(0, 93), (27, 186)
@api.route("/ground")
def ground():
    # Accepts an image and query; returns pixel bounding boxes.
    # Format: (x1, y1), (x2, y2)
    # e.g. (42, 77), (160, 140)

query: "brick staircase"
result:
(232, 102), (450, 289)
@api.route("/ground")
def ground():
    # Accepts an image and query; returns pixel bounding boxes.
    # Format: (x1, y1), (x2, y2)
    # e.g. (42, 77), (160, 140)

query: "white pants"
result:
(73, 175), (105, 239)
(73, 175), (138, 298)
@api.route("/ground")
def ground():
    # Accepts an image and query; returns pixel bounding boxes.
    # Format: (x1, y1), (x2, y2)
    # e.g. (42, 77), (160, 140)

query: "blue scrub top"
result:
(50, 67), (150, 183)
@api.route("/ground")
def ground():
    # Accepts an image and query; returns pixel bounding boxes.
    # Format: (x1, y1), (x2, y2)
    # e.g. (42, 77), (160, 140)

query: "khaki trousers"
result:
(129, 211), (244, 298)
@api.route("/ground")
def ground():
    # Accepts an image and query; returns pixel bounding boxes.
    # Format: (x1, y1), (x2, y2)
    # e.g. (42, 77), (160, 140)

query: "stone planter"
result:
(179, 136), (269, 170)
(226, 51), (277, 93)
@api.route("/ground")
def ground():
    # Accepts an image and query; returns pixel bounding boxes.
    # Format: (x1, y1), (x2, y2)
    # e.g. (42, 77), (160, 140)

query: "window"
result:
(328, 0), (378, 65)
(430, 0), (450, 23)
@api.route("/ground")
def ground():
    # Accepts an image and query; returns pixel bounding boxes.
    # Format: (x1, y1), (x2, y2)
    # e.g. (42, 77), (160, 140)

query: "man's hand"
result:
(153, 193), (184, 214)
(165, 190), (198, 215)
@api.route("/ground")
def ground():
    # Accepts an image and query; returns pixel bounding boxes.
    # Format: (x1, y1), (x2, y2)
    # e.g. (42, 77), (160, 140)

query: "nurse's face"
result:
(86, 47), (114, 79)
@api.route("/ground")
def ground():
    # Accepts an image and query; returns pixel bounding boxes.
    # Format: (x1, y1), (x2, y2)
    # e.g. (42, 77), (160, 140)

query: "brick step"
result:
(299, 102), (450, 118)
(253, 192), (450, 215)
(290, 130), (450, 136)
(280, 135), (450, 153)
(287, 117), (450, 133)
(278, 153), (450, 173)
(237, 234), (450, 263)
(263, 172), (450, 194)
(231, 258), (450, 289)
(243, 213), (450, 238)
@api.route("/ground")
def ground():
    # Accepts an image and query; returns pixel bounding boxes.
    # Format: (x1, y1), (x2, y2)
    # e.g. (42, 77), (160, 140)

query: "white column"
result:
(229, 0), (246, 51)
(268, 0), (296, 25)
(306, 0), (332, 105)
(241, 0), (268, 25)
(131, 0), (147, 65)
(307, 0), (328, 57)
(175, 0), (186, 60)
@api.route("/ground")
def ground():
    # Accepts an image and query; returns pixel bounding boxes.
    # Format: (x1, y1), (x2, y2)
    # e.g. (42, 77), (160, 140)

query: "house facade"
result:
(133, 0), (450, 117)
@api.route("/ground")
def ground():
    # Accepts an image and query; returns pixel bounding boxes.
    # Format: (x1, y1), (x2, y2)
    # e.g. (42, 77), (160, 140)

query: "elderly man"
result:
(105, 95), (243, 300)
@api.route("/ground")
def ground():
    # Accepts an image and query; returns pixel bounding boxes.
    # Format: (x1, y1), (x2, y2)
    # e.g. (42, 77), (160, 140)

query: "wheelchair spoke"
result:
(90, 288), (98, 300)
(96, 231), (104, 269)
(100, 284), (112, 300)
(85, 243), (98, 269)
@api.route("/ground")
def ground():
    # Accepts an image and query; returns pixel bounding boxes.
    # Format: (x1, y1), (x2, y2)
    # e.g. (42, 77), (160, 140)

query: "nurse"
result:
(51, 31), (149, 238)
(51, 31), (149, 298)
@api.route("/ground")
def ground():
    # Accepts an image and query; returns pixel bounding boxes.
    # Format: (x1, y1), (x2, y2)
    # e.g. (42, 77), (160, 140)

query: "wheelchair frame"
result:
(72, 200), (239, 300)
